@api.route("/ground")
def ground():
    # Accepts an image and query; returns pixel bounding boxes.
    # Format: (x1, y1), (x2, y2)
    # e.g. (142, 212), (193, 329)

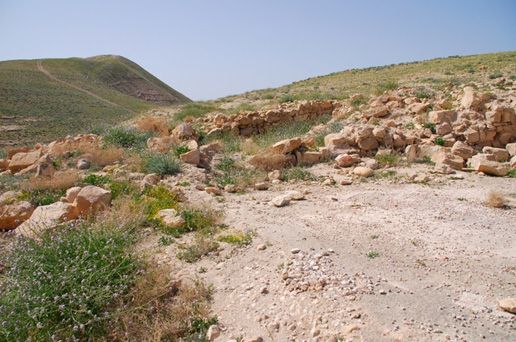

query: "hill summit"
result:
(0, 55), (190, 146)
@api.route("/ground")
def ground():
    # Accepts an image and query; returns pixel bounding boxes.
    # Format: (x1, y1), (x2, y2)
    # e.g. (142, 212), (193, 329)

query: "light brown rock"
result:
(506, 143), (516, 157)
(271, 137), (302, 154)
(180, 149), (200, 165)
(155, 208), (185, 228)
(482, 146), (510, 162)
(498, 297), (516, 314)
(73, 185), (112, 216)
(470, 154), (509, 177)
(335, 153), (361, 167)
(8, 150), (41, 173)
(17, 202), (78, 237)
(0, 201), (34, 230)
(65, 186), (82, 203)
(451, 141), (476, 160)
(353, 166), (374, 177)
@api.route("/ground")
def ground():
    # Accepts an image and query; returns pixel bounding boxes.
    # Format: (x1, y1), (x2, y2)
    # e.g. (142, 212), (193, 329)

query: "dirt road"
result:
(159, 166), (516, 341)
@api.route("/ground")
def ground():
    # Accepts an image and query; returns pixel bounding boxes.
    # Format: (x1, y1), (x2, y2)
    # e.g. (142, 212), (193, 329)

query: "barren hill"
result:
(0, 55), (190, 146)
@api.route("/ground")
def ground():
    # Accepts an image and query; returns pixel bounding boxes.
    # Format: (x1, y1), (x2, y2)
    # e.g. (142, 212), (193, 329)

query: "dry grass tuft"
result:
(485, 191), (507, 208)
(240, 138), (261, 155)
(78, 143), (125, 167)
(108, 266), (212, 341)
(51, 141), (124, 166)
(20, 170), (80, 191)
(136, 116), (170, 136)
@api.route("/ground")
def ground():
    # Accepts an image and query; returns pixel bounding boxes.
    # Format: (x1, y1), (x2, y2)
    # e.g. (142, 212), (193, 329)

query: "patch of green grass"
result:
(366, 250), (380, 259)
(375, 152), (401, 167)
(217, 230), (254, 246)
(373, 170), (398, 179)
(227, 103), (256, 114)
(435, 136), (445, 146)
(18, 189), (65, 206)
(507, 169), (516, 178)
(0, 221), (139, 341)
(158, 235), (174, 246)
(181, 208), (216, 233)
(404, 122), (415, 130)
(83, 173), (111, 186)
(176, 236), (219, 263)
(104, 127), (153, 149)
(423, 122), (436, 133)
(488, 71), (503, 79)
(174, 102), (218, 123)
(279, 94), (295, 103)
(0, 174), (25, 193)
(174, 145), (190, 156)
(415, 88), (433, 99)
(142, 186), (180, 220)
(108, 179), (139, 200)
(142, 152), (181, 176)
(415, 156), (435, 165)
(376, 80), (398, 94)
(255, 114), (331, 148)
(281, 167), (317, 182)
(214, 156), (265, 188)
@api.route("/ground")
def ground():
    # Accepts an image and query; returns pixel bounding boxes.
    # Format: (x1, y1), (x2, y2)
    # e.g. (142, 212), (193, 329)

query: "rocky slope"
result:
(1, 55), (515, 341)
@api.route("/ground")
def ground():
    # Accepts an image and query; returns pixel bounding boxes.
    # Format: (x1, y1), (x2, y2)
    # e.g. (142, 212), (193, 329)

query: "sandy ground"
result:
(156, 165), (516, 342)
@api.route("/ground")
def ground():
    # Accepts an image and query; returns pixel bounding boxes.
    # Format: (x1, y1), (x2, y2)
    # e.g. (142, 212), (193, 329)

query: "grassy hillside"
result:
(215, 51), (516, 106)
(0, 55), (190, 147)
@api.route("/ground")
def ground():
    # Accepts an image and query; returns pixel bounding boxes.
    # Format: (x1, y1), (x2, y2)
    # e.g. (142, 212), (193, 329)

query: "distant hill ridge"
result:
(0, 55), (190, 146)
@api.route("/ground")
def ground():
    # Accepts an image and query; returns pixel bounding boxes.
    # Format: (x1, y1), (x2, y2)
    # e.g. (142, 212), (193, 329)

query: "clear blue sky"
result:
(1, 0), (515, 100)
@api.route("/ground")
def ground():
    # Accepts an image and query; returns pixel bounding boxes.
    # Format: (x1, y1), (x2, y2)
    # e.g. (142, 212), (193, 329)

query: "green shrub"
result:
(142, 152), (181, 176)
(279, 94), (295, 103)
(104, 127), (152, 149)
(0, 149), (6, 159)
(108, 179), (139, 200)
(18, 189), (65, 206)
(143, 186), (179, 220)
(488, 71), (503, 79)
(423, 122), (436, 133)
(0, 223), (139, 341)
(176, 236), (219, 263)
(174, 145), (190, 156)
(376, 80), (398, 94)
(217, 231), (254, 246)
(281, 167), (316, 182)
(435, 137), (445, 146)
(507, 169), (516, 178)
(415, 88), (433, 99)
(375, 153), (401, 167)
(83, 174), (111, 186)
(181, 208), (216, 233)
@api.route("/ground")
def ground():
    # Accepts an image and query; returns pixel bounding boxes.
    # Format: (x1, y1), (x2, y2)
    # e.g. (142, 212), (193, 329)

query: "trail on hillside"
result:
(36, 60), (134, 112)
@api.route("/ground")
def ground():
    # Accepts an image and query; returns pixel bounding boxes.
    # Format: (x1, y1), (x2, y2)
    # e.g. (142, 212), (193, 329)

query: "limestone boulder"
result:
(73, 185), (112, 216)
(335, 154), (361, 167)
(249, 153), (296, 171)
(180, 149), (200, 165)
(155, 208), (185, 229)
(8, 150), (41, 173)
(482, 146), (510, 162)
(271, 138), (302, 154)
(429, 110), (457, 124)
(0, 201), (34, 230)
(16, 202), (78, 237)
(460, 86), (490, 112)
(353, 166), (374, 177)
(506, 143), (516, 157)
(470, 154), (510, 177)
(451, 141), (476, 160)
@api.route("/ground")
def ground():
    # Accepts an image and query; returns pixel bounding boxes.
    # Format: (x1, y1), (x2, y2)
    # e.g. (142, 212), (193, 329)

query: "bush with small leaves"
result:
(142, 152), (181, 176)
